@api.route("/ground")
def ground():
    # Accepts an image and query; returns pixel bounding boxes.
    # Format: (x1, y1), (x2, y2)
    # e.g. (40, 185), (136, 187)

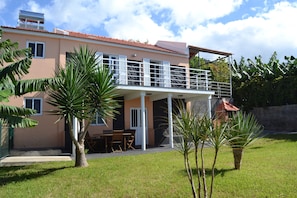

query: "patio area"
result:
(0, 144), (174, 167)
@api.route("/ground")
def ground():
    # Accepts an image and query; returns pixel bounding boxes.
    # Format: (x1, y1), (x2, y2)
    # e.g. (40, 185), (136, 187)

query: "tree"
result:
(190, 56), (230, 82)
(232, 53), (297, 110)
(0, 29), (38, 128)
(173, 102), (227, 198)
(226, 111), (263, 170)
(47, 46), (119, 167)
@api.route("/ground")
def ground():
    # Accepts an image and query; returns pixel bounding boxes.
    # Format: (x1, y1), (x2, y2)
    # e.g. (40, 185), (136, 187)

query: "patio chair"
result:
(125, 129), (136, 150)
(111, 130), (124, 152)
(85, 131), (98, 153)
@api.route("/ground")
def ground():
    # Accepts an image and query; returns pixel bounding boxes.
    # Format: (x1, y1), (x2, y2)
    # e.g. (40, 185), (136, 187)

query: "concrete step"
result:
(0, 156), (72, 167)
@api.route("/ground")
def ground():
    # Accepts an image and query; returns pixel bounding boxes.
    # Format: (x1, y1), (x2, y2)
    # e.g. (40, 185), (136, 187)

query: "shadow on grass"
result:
(0, 165), (70, 186)
(179, 167), (235, 178)
(264, 133), (297, 142)
(249, 146), (263, 150)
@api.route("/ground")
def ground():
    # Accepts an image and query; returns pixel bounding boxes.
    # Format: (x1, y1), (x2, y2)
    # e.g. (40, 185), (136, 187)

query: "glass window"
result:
(36, 43), (44, 57)
(27, 41), (45, 58)
(28, 43), (35, 56)
(91, 113), (105, 125)
(25, 98), (42, 115)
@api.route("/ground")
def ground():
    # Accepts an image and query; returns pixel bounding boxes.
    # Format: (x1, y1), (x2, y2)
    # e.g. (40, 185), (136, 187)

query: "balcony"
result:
(101, 58), (231, 98)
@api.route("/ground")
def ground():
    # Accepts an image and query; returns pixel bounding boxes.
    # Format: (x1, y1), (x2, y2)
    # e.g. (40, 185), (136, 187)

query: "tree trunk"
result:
(232, 148), (243, 170)
(75, 143), (89, 167)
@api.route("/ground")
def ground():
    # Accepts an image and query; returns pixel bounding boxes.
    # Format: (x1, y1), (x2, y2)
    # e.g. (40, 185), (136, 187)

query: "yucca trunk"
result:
(75, 143), (88, 167)
(232, 147), (243, 170)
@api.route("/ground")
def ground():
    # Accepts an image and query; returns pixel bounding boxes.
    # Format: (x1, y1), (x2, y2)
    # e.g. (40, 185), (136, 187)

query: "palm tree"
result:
(227, 111), (263, 169)
(47, 46), (119, 167)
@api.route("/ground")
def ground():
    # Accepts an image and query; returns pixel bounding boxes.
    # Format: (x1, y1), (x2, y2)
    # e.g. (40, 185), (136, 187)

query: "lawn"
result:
(1, 134), (296, 198)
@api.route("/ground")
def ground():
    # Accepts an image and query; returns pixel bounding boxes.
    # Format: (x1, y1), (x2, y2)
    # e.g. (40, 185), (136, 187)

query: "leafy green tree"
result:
(47, 46), (119, 167)
(232, 52), (297, 110)
(190, 56), (230, 82)
(0, 30), (38, 128)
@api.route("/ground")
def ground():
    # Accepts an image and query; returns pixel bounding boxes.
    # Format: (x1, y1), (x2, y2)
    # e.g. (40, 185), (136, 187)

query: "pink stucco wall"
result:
(2, 27), (189, 149)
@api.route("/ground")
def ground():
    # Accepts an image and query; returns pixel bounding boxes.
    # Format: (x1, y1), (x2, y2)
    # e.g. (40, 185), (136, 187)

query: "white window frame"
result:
(24, 98), (43, 115)
(26, 41), (45, 58)
(91, 112), (106, 126)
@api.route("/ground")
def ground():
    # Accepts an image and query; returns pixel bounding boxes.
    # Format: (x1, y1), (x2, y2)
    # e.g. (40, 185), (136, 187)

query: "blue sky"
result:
(0, 0), (297, 62)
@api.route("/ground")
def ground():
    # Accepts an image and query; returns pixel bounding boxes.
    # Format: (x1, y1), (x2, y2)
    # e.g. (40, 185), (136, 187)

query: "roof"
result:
(67, 30), (182, 54)
(1, 26), (185, 56)
(188, 45), (232, 59)
(222, 101), (239, 111)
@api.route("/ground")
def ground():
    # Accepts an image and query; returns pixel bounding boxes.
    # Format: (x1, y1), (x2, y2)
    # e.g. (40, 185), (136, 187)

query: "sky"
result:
(0, 0), (297, 62)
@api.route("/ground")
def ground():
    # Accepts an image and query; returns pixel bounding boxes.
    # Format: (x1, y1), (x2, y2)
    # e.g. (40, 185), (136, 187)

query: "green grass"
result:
(1, 134), (297, 198)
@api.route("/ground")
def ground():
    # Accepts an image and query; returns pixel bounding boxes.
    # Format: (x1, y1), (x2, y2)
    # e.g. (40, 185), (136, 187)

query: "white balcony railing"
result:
(101, 58), (231, 98)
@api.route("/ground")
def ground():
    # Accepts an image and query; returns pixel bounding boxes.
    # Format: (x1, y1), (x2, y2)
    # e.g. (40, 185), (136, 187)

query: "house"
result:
(1, 10), (233, 154)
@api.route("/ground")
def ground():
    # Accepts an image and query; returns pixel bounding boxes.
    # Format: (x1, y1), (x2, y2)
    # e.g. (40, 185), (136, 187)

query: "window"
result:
(24, 98), (42, 115)
(27, 41), (45, 58)
(91, 113), (106, 125)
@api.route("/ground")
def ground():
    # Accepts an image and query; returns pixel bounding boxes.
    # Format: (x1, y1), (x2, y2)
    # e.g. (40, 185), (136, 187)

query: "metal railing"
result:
(210, 81), (231, 98)
(101, 57), (231, 97)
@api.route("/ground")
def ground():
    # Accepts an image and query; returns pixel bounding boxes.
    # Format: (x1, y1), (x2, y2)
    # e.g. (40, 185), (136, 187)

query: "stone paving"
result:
(0, 144), (174, 167)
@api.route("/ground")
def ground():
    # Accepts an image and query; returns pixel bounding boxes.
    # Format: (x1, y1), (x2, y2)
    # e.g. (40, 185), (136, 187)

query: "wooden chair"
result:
(125, 129), (136, 150)
(85, 131), (98, 153)
(111, 130), (124, 152)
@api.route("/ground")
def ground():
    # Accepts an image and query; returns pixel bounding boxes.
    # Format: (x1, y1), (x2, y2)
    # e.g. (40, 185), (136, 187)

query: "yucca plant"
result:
(227, 111), (263, 169)
(173, 101), (227, 198)
(208, 120), (228, 197)
(47, 46), (119, 167)
(173, 102), (197, 197)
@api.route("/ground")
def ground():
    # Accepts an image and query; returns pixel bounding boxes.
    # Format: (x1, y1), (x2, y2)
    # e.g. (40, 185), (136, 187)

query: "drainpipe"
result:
(140, 92), (146, 151)
(167, 93), (174, 148)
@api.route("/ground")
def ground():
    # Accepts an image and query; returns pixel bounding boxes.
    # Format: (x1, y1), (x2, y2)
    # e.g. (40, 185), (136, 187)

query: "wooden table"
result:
(96, 132), (132, 152)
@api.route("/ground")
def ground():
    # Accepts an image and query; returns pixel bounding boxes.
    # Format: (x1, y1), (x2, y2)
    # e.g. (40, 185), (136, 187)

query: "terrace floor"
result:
(0, 144), (174, 167)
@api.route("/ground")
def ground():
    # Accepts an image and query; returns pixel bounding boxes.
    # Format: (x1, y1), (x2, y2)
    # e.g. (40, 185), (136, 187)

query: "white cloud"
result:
(178, 1), (297, 61)
(151, 0), (243, 28)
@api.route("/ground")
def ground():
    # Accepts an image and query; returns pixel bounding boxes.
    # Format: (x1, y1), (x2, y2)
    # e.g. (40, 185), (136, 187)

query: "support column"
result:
(208, 95), (212, 118)
(140, 92), (146, 151)
(72, 117), (78, 157)
(167, 93), (174, 148)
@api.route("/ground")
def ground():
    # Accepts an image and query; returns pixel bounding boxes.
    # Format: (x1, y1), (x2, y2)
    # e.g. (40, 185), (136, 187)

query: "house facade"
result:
(1, 12), (232, 153)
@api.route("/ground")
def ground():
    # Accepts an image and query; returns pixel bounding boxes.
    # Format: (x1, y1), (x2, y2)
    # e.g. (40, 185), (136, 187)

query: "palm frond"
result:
(89, 66), (120, 118)
(15, 78), (55, 95)
(0, 56), (31, 83)
(0, 104), (36, 116)
(0, 116), (37, 128)
(227, 111), (263, 148)
(47, 63), (91, 120)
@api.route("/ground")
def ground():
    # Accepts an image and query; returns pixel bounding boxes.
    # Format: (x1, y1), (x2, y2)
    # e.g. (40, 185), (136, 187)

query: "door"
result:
(130, 108), (148, 145)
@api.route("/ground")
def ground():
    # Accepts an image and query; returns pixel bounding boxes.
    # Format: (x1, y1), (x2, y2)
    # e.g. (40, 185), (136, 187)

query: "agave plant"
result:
(227, 111), (263, 169)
